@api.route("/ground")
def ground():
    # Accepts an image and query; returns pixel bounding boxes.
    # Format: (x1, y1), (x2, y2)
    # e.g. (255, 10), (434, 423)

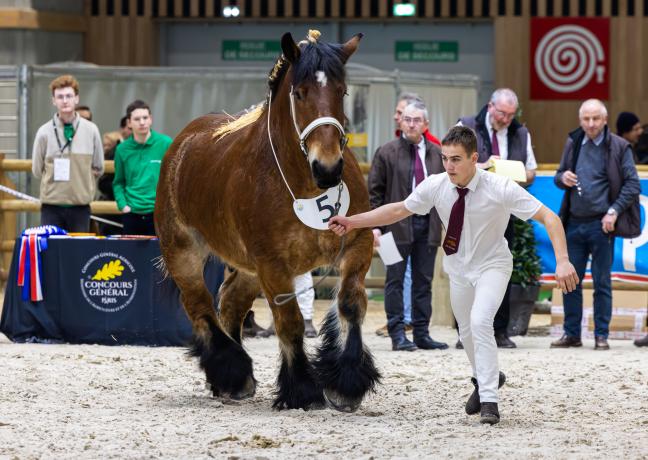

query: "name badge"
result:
(54, 158), (70, 182)
(293, 181), (351, 230)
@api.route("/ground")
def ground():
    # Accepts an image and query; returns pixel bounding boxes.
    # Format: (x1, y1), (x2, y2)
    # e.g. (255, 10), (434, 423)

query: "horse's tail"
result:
(152, 254), (169, 280)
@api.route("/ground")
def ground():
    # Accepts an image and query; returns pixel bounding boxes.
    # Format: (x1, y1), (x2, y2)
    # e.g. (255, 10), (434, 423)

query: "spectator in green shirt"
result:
(113, 100), (172, 235)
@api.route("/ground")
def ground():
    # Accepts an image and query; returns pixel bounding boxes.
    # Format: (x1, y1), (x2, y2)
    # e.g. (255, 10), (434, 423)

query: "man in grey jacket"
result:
(32, 75), (104, 232)
(368, 102), (447, 352)
(552, 99), (641, 351)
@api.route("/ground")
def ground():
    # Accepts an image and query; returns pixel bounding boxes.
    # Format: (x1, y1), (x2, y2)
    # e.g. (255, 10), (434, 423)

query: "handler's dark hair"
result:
(442, 125), (477, 157)
(125, 99), (151, 119)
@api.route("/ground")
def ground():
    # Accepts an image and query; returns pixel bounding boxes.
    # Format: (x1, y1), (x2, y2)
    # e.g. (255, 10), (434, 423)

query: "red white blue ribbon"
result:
(17, 225), (66, 302)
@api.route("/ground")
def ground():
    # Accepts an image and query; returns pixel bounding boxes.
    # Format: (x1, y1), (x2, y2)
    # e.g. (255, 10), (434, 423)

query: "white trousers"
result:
(449, 268), (510, 403)
(294, 272), (314, 320)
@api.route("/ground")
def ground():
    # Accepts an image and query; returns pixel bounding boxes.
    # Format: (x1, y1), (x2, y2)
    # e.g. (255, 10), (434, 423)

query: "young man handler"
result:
(329, 126), (578, 424)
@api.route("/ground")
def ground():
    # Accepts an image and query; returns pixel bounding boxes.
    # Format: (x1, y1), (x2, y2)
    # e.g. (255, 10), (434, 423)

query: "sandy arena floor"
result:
(1, 299), (647, 459)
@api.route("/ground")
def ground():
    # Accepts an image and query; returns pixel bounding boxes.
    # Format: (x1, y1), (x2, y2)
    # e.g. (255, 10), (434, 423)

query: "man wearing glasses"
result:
(458, 88), (538, 349)
(368, 102), (448, 352)
(32, 75), (104, 232)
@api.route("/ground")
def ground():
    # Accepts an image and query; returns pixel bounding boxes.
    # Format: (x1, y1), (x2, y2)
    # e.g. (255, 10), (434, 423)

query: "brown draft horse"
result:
(155, 31), (380, 412)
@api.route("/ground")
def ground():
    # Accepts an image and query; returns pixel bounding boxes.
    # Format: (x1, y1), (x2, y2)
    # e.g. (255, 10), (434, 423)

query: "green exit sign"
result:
(395, 41), (459, 62)
(393, 3), (416, 16)
(222, 40), (281, 61)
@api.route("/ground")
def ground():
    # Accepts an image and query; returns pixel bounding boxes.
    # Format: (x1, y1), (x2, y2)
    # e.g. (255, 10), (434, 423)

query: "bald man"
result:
(552, 99), (641, 351)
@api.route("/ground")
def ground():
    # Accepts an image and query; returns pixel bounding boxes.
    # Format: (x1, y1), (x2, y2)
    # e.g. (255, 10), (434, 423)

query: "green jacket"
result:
(113, 130), (172, 214)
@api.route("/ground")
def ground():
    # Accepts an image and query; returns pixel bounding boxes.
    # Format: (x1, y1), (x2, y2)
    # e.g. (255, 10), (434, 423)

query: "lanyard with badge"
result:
(52, 118), (78, 181)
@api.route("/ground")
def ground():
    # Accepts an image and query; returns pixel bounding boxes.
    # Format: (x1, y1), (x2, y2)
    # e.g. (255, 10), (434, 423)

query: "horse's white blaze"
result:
(315, 71), (328, 87)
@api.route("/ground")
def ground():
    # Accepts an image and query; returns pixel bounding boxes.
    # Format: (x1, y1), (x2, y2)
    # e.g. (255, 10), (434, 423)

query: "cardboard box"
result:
(551, 289), (648, 339)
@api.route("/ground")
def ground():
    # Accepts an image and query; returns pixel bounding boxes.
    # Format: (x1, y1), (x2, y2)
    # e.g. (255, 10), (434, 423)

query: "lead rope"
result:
(266, 91), (297, 202)
(265, 92), (348, 306)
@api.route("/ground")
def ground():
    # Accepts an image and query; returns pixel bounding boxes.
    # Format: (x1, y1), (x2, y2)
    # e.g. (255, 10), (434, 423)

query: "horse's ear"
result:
(340, 33), (363, 63)
(281, 33), (300, 63)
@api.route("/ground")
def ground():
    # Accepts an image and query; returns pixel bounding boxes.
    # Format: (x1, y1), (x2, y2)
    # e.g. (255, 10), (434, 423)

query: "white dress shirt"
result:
(404, 168), (542, 280)
(484, 114), (538, 170)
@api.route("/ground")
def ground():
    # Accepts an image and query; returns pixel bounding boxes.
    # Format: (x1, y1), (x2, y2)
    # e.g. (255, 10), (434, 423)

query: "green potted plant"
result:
(507, 217), (542, 336)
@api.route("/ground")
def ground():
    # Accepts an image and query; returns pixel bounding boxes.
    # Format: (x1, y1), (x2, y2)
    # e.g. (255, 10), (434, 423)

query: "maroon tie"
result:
(491, 129), (500, 156)
(411, 143), (425, 186)
(443, 187), (469, 255)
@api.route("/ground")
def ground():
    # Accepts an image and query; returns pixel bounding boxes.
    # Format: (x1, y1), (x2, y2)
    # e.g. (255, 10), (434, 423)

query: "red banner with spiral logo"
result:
(530, 18), (609, 100)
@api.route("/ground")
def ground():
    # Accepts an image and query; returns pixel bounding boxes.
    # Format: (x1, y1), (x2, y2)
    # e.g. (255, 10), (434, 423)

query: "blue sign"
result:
(528, 174), (648, 284)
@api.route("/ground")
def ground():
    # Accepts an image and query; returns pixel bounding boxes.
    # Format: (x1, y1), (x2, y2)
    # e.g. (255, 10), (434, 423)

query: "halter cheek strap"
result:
(289, 86), (347, 158)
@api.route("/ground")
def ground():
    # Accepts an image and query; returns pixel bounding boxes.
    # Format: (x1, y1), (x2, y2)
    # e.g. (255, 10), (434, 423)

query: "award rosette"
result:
(17, 225), (67, 301)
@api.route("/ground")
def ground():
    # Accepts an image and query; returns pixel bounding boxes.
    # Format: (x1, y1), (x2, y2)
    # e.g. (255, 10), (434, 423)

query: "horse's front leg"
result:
(258, 267), (325, 410)
(314, 231), (381, 412)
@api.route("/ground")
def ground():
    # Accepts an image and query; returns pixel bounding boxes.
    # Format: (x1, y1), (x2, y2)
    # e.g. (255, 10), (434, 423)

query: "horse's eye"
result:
(294, 88), (306, 101)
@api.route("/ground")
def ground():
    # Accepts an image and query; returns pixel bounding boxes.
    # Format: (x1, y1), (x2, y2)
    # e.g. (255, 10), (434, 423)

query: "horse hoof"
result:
(305, 399), (327, 411)
(323, 388), (362, 413)
(210, 375), (256, 400)
(230, 375), (257, 400)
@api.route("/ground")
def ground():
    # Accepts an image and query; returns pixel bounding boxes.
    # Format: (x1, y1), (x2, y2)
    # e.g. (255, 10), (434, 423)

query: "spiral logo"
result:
(534, 24), (605, 93)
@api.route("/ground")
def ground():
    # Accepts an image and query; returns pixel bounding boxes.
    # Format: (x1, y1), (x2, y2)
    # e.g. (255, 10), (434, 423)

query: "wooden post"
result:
(0, 153), (17, 281)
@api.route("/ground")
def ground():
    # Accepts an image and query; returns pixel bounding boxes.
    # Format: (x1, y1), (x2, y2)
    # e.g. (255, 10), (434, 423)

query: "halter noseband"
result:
(289, 85), (348, 159)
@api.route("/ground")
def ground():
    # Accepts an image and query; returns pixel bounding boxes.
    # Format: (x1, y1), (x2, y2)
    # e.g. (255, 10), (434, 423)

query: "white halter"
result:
(289, 85), (347, 158)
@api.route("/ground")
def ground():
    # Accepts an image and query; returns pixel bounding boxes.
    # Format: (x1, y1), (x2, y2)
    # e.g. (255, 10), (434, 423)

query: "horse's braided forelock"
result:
(267, 40), (346, 97)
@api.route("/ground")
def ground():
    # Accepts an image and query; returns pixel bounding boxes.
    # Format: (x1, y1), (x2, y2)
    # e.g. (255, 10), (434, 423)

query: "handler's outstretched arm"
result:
(328, 202), (413, 236)
(531, 205), (579, 293)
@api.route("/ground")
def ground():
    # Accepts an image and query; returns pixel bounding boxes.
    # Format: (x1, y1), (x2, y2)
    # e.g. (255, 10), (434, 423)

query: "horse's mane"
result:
(213, 104), (264, 139)
(213, 30), (346, 140)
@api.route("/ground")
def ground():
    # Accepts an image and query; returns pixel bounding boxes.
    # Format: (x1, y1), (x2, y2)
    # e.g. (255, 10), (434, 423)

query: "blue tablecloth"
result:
(0, 238), (224, 346)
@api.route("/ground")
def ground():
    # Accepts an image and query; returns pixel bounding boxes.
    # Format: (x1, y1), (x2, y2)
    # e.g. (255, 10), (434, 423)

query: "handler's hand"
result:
(328, 215), (353, 236)
(555, 260), (579, 293)
(372, 229), (381, 247)
(561, 171), (578, 188)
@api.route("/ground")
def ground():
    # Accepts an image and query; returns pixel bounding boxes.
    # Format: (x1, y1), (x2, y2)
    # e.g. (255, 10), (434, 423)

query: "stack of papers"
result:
(490, 158), (526, 182)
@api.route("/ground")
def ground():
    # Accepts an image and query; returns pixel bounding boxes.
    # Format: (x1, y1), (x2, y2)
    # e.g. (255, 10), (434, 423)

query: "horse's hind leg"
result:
(161, 231), (256, 400)
(314, 232), (381, 412)
(218, 268), (261, 343)
(257, 266), (325, 410)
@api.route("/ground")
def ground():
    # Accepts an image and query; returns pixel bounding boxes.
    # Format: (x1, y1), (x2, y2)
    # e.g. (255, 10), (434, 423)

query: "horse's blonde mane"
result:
(212, 104), (265, 140)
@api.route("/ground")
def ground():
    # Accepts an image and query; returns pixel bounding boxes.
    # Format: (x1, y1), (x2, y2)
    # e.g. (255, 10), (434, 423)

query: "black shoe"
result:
(304, 319), (317, 338)
(256, 322), (275, 338)
(480, 402), (500, 425)
(594, 336), (610, 350)
(414, 336), (449, 350)
(495, 333), (517, 349)
(456, 339), (464, 349)
(634, 334), (648, 347)
(392, 336), (418, 352)
(550, 334), (582, 348)
(465, 371), (506, 415)
(242, 311), (265, 338)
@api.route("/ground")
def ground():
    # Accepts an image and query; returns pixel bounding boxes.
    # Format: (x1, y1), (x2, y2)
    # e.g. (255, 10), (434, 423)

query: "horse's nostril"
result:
(312, 159), (344, 189)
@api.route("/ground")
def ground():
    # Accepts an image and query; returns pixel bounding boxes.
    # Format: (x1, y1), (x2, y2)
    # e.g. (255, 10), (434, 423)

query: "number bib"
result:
(293, 182), (351, 230)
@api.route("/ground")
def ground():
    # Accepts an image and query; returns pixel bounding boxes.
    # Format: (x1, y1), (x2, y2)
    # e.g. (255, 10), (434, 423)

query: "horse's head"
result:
(277, 31), (362, 190)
